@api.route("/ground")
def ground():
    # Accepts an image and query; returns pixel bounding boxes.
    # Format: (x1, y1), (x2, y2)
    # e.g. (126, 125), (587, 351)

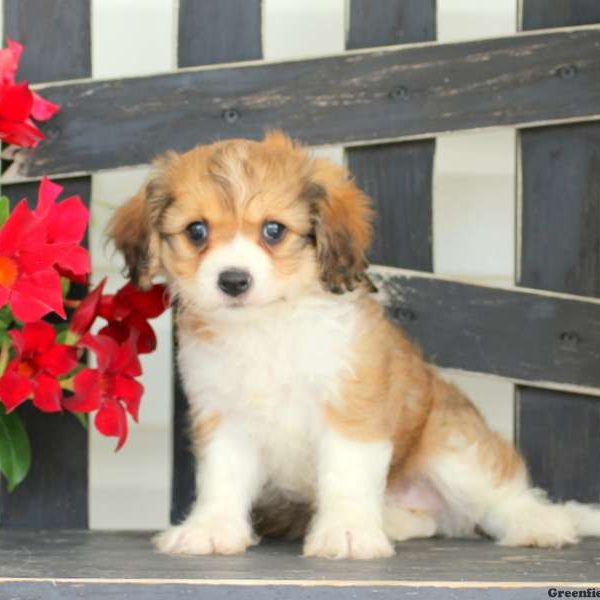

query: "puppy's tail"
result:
(565, 501), (600, 536)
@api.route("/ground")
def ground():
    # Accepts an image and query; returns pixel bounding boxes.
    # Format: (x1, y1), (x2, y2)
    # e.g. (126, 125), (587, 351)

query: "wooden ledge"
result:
(0, 532), (598, 597)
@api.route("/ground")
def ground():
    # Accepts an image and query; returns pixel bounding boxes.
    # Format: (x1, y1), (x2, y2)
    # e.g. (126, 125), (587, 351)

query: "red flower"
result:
(63, 333), (143, 450)
(0, 321), (77, 412)
(0, 199), (66, 322)
(34, 177), (90, 278)
(0, 39), (59, 148)
(0, 178), (90, 322)
(98, 283), (169, 353)
(69, 278), (106, 336)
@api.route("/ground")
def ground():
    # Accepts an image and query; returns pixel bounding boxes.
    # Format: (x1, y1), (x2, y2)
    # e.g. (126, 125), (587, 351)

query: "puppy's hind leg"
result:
(426, 437), (578, 548)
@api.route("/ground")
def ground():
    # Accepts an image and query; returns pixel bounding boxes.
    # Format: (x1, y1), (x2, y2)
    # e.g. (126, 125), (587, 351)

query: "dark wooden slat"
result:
(0, 177), (91, 529)
(178, 0), (262, 67)
(347, 0), (436, 48)
(10, 27), (600, 178)
(518, 387), (600, 502)
(171, 0), (264, 525)
(372, 270), (600, 392)
(3, 0), (91, 83)
(0, 531), (599, 584)
(349, 142), (434, 270)
(522, 0), (600, 30)
(347, 1), (435, 271)
(1, 1), (91, 528)
(520, 123), (600, 296)
(517, 1), (600, 503)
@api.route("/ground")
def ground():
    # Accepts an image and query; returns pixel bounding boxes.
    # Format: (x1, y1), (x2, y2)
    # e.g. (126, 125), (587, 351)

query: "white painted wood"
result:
(89, 1), (176, 530)
(434, 0), (517, 440)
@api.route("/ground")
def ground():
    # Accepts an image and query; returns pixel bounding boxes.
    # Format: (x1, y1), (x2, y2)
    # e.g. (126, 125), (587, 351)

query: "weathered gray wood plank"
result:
(9, 27), (600, 179)
(347, 1), (435, 271)
(0, 2), (90, 529)
(0, 531), (598, 583)
(372, 269), (600, 393)
(171, 0), (264, 526)
(517, 1), (600, 504)
(0, 582), (588, 600)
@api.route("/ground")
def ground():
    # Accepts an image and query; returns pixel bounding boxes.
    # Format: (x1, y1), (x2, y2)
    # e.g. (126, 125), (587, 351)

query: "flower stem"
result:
(0, 337), (10, 376)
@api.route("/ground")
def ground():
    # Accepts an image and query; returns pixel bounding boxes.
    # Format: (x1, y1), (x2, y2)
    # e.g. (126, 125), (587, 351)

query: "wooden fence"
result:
(1, 0), (599, 528)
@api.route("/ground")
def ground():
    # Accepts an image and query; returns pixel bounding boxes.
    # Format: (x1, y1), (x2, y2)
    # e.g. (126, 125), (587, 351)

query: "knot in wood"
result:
(559, 331), (581, 347)
(389, 85), (408, 100)
(222, 108), (240, 124)
(393, 306), (416, 322)
(556, 64), (578, 80)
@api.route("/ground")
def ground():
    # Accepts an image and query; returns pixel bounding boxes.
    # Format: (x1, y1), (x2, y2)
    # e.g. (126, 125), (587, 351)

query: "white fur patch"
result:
(178, 291), (360, 503)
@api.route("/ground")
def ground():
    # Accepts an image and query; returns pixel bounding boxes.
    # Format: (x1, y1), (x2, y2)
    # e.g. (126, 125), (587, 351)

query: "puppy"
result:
(110, 131), (600, 559)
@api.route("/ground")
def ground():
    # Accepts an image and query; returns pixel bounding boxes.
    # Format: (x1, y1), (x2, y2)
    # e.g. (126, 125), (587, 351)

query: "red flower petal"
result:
(70, 278), (106, 336)
(113, 375), (143, 421)
(0, 286), (9, 307)
(63, 368), (102, 412)
(78, 333), (121, 373)
(110, 333), (142, 378)
(45, 195), (89, 244)
(94, 399), (128, 451)
(0, 117), (44, 147)
(10, 269), (65, 322)
(31, 92), (60, 121)
(35, 177), (63, 218)
(0, 40), (21, 84)
(116, 283), (170, 318)
(17, 247), (61, 273)
(15, 321), (56, 355)
(50, 244), (91, 277)
(0, 81), (34, 121)
(98, 320), (130, 345)
(36, 344), (78, 377)
(31, 373), (62, 412)
(0, 200), (39, 255)
(98, 294), (128, 321)
(0, 368), (32, 412)
(123, 313), (157, 354)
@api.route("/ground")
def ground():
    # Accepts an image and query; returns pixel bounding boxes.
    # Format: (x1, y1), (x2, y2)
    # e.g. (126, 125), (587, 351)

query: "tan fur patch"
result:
(191, 411), (222, 453)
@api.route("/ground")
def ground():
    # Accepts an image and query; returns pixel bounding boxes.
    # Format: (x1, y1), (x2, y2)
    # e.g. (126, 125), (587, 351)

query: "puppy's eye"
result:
(262, 221), (286, 245)
(186, 220), (209, 245)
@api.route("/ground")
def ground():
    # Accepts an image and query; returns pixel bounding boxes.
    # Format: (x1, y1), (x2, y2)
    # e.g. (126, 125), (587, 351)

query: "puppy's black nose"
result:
(218, 269), (252, 297)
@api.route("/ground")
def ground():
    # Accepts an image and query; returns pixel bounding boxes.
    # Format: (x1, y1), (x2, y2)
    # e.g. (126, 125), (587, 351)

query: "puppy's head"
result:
(109, 131), (373, 315)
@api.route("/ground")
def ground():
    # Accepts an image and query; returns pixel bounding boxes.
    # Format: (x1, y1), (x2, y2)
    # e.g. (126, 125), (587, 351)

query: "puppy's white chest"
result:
(178, 297), (359, 496)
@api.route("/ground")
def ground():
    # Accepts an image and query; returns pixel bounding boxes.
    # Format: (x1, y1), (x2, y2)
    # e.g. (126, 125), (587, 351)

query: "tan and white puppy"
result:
(110, 131), (600, 559)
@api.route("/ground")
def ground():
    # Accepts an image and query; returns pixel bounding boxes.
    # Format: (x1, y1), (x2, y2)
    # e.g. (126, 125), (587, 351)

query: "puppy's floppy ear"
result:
(108, 155), (174, 289)
(308, 159), (374, 294)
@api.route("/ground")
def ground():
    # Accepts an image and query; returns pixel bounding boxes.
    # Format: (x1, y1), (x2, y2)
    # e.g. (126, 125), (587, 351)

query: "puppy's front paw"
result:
(304, 517), (394, 560)
(154, 515), (257, 555)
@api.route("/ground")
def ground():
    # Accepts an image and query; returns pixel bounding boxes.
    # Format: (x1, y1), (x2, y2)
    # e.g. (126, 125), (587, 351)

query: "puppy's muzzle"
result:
(218, 269), (253, 297)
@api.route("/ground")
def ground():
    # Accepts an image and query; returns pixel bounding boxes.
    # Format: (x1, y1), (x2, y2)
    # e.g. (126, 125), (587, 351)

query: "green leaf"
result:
(0, 406), (31, 492)
(0, 197), (9, 227)
(0, 305), (13, 329)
